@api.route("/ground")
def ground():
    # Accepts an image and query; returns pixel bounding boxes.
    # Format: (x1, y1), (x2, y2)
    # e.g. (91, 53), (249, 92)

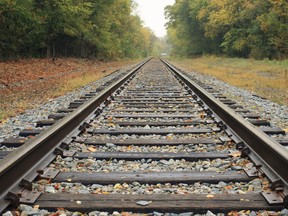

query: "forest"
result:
(165, 0), (288, 59)
(0, 0), (159, 60)
(1, 0), (287, 60)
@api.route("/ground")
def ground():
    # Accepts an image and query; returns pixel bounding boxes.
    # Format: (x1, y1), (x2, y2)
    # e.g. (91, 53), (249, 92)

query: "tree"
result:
(33, 0), (92, 57)
(0, 0), (158, 60)
(257, 0), (288, 59)
(165, 0), (288, 59)
(165, 0), (221, 57)
(0, 0), (38, 58)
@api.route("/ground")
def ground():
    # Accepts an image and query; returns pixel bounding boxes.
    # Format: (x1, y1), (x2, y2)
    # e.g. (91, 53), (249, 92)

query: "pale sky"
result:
(134, 0), (175, 38)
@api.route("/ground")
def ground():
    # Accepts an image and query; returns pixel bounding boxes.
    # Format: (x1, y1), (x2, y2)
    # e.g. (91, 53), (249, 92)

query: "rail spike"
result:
(1, 58), (287, 213)
(5, 192), (19, 208)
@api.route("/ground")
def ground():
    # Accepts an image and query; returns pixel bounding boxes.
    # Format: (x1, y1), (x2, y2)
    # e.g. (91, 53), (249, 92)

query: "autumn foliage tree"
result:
(165, 0), (288, 59)
(0, 0), (156, 60)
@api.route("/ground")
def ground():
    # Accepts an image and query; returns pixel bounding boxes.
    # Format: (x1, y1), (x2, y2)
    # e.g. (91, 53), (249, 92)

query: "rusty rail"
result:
(0, 59), (150, 212)
(162, 59), (288, 207)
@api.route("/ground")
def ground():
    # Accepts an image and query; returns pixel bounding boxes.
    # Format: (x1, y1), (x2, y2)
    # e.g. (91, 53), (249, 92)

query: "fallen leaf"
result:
(225, 185), (233, 189)
(199, 113), (206, 119)
(166, 135), (173, 140)
(147, 187), (154, 191)
(54, 183), (60, 190)
(88, 146), (97, 152)
(239, 198), (250, 201)
(228, 211), (239, 216)
(136, 200), (152, 206)
(114, 183), (123, 189)
(11, 211), (20, 216)
(228, 152), (241, 158)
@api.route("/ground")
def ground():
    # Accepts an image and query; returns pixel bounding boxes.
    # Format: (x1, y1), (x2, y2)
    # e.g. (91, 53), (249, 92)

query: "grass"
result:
(170, 56), (288, 105)
(52, 70), (110, 97)
(0, 109), (5, 120)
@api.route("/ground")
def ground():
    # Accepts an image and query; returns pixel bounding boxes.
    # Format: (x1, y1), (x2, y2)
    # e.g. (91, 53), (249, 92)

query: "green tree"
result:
(257, 0), (288, 59)
(165, 0), (221, 57)
(0, 0), (157, 60)
(33, 0), (92, 57)
(0, 0), (38, 58)
(165, 0), (288, 59)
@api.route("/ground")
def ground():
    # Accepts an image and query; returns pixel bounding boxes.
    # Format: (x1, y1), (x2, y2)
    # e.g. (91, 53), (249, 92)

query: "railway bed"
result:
(0, 59), (287, 215)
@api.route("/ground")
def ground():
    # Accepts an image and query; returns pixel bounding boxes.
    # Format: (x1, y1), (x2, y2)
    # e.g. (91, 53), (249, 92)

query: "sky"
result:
(134, 0), (175, 38)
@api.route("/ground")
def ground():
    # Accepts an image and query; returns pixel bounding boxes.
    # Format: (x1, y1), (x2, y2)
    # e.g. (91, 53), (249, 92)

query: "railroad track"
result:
(0, 58), (287, 215)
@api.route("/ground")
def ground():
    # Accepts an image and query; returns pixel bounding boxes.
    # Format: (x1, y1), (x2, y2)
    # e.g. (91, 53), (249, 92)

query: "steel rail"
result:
(162, 59), (288, 207)
(0, 59), (150, 213)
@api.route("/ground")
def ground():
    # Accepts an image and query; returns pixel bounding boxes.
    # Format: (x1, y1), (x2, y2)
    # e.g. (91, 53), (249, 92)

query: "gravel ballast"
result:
(1, 60), (286, 141)
(0, 63), (136, 143)
(1, 59), (287, 216)
(176, 66), (287, 130)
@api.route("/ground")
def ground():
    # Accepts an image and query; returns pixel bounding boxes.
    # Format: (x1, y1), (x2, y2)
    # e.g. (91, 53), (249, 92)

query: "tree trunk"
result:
(52, 43), (55, 58)
(47, 45), (51, 58)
